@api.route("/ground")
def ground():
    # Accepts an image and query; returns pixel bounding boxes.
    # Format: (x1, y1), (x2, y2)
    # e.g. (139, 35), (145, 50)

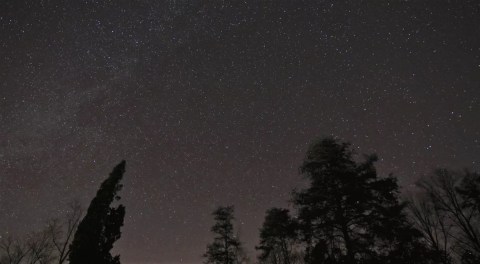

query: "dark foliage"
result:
(204, 206), (245, 264)
(292, 137), (437, 264)
(68, 161), (127, 264)
(257, 208), (299, 264)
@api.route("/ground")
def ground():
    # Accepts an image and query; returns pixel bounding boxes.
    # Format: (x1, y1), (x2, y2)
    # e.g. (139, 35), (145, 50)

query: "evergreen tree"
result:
(294, 137), (435, 264)
(204, 206), (244, 264)
(68, 161), (127, 264)
(257, 208), (299, 264)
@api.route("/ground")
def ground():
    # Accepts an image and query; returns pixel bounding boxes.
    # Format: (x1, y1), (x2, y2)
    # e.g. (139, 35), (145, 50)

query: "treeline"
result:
(204, 137), (480, 264)
(1, 137), (479, 264)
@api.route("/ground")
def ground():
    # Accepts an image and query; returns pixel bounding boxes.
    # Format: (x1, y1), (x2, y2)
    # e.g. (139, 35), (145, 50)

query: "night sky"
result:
(1, 1), (479, 263)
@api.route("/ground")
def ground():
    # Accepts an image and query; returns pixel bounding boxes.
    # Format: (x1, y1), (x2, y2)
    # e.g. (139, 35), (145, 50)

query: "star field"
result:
(1, 1), (479, 263)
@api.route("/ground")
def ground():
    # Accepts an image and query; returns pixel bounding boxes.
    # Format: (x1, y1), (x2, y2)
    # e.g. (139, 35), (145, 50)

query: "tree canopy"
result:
(273, 137), (440, 264)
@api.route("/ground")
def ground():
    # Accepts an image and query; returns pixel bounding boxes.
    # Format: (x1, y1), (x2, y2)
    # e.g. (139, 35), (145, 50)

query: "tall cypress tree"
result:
(69, 160), (127, 264)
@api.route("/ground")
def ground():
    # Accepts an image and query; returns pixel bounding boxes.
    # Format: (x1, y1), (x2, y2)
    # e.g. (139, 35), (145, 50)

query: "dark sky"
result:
(1, 1), (479, 263)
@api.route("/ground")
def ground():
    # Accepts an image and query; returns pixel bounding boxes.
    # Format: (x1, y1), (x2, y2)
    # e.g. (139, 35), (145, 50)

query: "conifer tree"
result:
(204, 206), (244, 264)
(68, 161), (127, 264)
(294, 137), (435, 264)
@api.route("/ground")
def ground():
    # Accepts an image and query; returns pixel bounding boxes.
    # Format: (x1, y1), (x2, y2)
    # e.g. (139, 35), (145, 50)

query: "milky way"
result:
(1, 1), (479, 263)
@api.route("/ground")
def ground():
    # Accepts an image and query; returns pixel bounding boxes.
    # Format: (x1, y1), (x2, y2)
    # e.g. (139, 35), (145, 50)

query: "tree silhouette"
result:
(408, 193), (452, 263)
(25, 229), (55, 264)
(293, 137), (436, 264)
(1, 230), (55, 264)
(256, 208), (300, 264)
(204, 206), (245, 264)
(68, 161), (126, 264)
(0, 236), (28, 264)
(415, 169), (480, 263)
(1, 202), (82, 264)
(46, 201), (83, 264)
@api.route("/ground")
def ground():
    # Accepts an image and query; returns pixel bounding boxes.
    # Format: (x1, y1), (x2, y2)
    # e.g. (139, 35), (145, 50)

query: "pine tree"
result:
(68, 161), (127, 264)
(204, 206), (244, 264)
(294, 137), (435, 264)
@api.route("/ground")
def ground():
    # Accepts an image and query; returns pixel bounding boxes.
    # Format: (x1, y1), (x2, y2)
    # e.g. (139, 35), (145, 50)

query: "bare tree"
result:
(46, 201), (83, 264)
(0, 236), (28, 264)
(1, 201), (83, 264)
(418, 169), (480, 261)
(25, 230), (54, 264)
(409, 194), (453, 263)
(1, 231), (54, 264)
